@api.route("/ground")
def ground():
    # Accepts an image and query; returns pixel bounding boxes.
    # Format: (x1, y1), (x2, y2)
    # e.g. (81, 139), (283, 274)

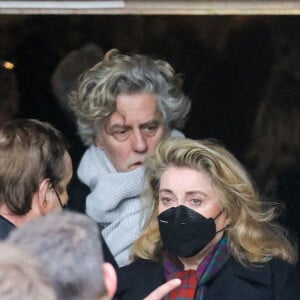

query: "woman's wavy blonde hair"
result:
(133, 138), (297, 265)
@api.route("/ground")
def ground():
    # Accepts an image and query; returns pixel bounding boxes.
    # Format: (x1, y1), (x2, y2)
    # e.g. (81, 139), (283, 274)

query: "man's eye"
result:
(143, 125), (159, 136)
(148, 125), (158, 131)
(112, 129), (130, 141)
(115, 130), (127, 135)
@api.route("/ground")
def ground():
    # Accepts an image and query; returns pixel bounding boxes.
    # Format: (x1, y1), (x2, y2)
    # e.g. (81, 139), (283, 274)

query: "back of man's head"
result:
(51, 43), (104, 122)
(0, 242), (57, 300)
(8, 211), (113, 300)
(0, 118), (68, 215)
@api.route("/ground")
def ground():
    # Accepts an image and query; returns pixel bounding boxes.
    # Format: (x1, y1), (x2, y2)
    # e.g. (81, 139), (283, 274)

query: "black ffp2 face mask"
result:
(158, 205), (223, 257)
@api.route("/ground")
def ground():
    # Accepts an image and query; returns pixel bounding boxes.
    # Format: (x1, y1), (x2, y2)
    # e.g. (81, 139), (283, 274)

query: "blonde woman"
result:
(117, 138), (299, 300)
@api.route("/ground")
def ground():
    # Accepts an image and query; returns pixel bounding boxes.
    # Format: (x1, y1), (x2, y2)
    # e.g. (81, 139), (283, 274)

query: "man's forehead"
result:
(107, 108), (163, 127)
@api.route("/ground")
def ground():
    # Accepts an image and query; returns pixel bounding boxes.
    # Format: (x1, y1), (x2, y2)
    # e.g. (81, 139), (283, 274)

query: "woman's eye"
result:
(190, 198), (203, 205)
(160, 196), (173, 204)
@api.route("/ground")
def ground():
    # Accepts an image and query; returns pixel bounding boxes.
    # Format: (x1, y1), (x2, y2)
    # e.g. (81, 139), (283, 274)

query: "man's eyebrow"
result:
(108, 124), (130, 130)
(108, 118), (162, 130)
(140, 119), (161, 127)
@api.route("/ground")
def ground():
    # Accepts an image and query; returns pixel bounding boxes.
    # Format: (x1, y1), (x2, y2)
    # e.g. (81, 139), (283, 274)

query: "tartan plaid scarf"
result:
(162, 236), (230, 300)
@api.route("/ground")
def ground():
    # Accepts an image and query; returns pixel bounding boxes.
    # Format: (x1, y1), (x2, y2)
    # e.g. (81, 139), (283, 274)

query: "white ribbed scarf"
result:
(78, 130), (184, 267)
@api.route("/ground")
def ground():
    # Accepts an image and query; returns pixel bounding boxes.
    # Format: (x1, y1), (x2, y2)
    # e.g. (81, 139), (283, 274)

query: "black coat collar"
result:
(229, 257), (272, 286)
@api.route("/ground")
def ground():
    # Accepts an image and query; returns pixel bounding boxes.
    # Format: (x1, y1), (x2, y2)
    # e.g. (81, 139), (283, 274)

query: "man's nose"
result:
(131, 130), (148, 153)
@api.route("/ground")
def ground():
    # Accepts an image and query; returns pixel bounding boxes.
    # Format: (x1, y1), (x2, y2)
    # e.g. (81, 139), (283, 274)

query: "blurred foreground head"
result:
(8, 211), (117, 300)
(0, 242), (57, 300)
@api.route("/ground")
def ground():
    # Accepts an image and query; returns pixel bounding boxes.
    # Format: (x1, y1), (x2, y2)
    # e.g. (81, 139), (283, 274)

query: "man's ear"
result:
(95, 135), (104, 150)
(102, 263), (117, 298)
(37, 179), (50, 215)
(164, 126), (171, 138)
(96, 140), (104, 150)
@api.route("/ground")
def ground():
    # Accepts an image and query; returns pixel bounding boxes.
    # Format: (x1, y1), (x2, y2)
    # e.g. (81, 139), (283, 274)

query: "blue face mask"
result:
(158, 205), (224, 257)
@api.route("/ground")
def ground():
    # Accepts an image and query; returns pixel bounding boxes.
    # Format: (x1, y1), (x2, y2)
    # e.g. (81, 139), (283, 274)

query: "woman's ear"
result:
(38, 179), (50, 215)
(102, 262), (117, 298)
(225, 212), (231, 227)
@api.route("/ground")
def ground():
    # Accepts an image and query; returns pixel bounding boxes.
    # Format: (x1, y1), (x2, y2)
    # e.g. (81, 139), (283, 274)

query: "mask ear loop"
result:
(213, 209), (224, 220)
(214, 209), (231, 233)
(216, 224), (230, 234)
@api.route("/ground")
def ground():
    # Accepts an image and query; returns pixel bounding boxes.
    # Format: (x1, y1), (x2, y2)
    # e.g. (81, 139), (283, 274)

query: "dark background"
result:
(1, 15), (299, 164)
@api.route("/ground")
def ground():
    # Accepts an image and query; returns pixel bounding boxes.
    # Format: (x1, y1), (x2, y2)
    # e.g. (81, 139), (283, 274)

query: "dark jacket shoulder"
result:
(206, 256), (299, 300)
(115, 259), (164, 300)
(66, 174), (89, 213)
(0, 215), (16, 240)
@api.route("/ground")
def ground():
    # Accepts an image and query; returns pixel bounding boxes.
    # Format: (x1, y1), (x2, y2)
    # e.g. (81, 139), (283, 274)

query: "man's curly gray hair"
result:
(69, 49), (191, 146)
